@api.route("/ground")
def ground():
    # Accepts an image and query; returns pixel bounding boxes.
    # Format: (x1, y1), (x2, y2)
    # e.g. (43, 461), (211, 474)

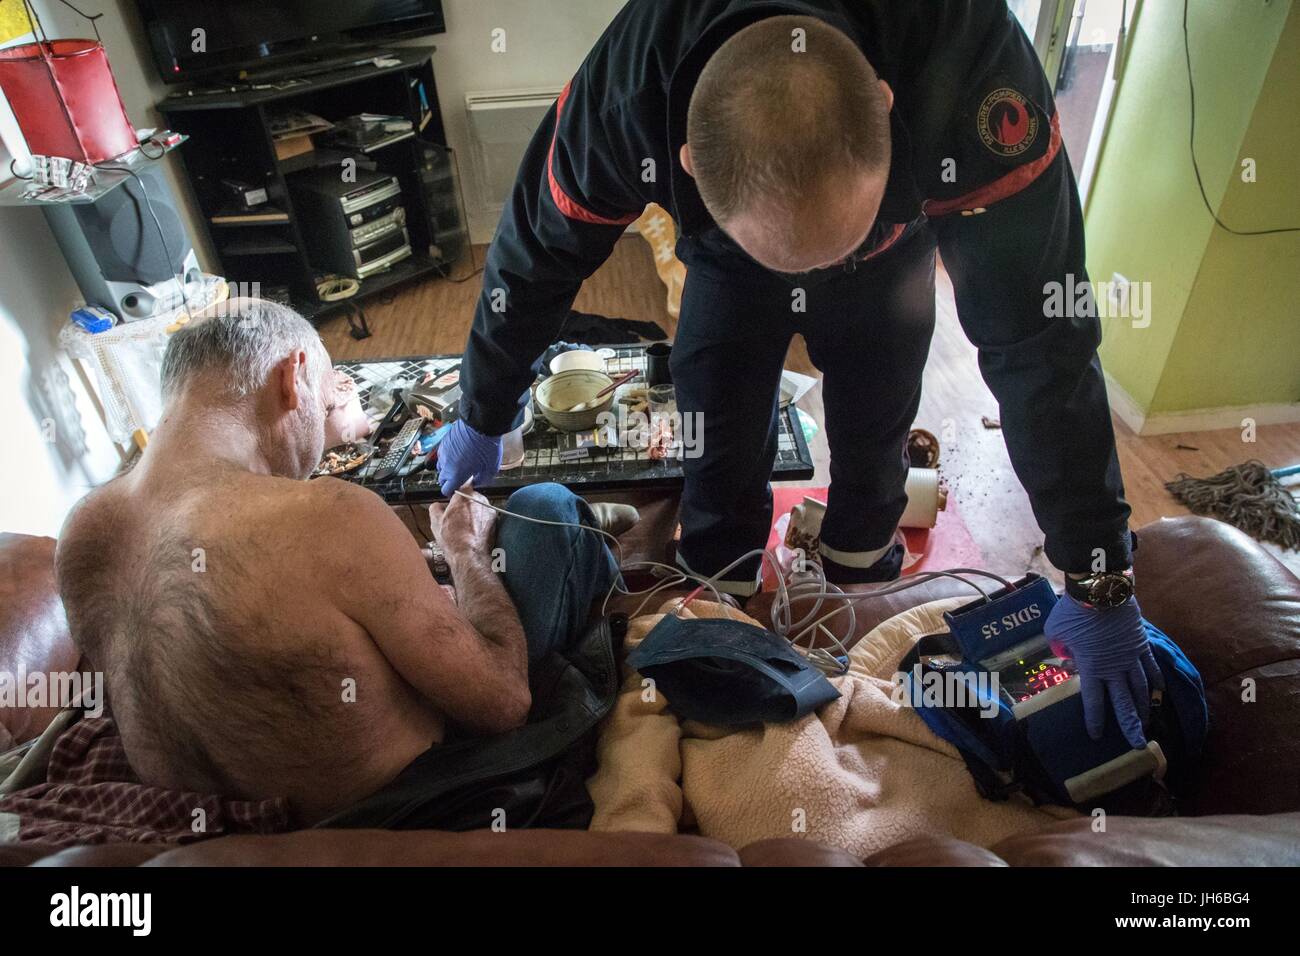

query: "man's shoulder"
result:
(275, 476), (416, 566)
(55, 477), (128, 584)
(286, 475), (394, 527)
(267, 477), (436, 620)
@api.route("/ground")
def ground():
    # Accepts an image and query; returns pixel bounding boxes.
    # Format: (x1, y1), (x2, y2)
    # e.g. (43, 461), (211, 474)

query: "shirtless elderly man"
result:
(54, 298), (619, 824)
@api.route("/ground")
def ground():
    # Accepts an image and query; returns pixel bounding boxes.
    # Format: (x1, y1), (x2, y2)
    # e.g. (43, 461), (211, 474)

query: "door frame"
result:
(1077, 0), (1141, 206)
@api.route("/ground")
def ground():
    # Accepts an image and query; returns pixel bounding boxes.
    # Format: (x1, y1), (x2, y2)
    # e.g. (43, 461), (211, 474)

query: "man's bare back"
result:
(54, 300), (530, 824)
(58, 465), (451, 821)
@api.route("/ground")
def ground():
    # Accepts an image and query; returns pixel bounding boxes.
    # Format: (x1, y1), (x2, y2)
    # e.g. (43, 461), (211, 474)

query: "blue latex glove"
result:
(1044, 595), (1164, 749)
(436, 420), (503, 497)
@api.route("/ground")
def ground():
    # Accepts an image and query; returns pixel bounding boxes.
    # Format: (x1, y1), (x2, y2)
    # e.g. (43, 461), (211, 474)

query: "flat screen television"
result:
(135, 1), (446, 84)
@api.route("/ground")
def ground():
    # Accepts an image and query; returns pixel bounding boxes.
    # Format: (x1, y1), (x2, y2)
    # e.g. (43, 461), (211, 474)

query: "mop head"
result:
(1165, 461), (1300, 550)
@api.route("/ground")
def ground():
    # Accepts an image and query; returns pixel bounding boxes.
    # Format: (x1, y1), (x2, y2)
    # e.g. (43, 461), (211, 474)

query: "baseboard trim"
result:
(1104, 373), (1300, 435)
(1141, 402), (1300, 436)
(1103, 372), (1149, 434)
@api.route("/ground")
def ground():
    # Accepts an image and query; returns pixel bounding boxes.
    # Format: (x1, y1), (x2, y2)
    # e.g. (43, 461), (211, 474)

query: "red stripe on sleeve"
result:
(547, 81), (639, 226)
(862, 222), (907, 261)
(922, 112), (1063, 218)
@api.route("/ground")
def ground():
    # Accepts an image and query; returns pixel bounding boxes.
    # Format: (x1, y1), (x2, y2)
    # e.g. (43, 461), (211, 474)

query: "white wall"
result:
(0, 206), (122, 537)
(0, 2), (159, 539)
(426, 0), (627, 242)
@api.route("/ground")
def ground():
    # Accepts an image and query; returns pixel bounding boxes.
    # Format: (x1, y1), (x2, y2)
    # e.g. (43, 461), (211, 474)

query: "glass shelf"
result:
(0, 137), (188, 207)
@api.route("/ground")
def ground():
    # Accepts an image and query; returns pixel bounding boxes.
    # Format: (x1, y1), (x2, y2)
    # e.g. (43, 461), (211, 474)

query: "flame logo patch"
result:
(978, 87), (1038, 158)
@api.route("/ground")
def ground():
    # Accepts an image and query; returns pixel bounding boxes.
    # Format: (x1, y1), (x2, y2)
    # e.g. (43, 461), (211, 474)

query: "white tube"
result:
(900, 468), (947, 529)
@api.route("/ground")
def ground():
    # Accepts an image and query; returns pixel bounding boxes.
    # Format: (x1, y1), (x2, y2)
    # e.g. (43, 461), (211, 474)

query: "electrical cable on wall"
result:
(1183, 0), (1299, 236)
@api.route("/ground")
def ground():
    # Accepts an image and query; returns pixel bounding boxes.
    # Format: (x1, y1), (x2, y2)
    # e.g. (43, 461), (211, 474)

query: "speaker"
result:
(43, 162), (201, 322)
(412, 141), (467, 267)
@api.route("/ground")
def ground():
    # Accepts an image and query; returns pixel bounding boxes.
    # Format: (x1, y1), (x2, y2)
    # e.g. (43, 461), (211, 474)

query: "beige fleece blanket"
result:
(588, 598), (1076, 855)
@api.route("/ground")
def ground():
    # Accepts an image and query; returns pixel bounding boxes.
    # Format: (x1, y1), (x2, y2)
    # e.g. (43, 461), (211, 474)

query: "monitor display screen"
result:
(135, 1), (446, 83)
(998, 656), (1077, 703)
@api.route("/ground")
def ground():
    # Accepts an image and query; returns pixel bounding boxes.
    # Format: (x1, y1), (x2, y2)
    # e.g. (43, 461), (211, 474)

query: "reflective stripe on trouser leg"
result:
(818, 535), (907, 584)
(674, 549), (761, 598)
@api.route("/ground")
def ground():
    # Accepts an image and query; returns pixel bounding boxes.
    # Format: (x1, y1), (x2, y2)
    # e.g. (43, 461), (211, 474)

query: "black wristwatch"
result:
(1064, 568), (1135, 609)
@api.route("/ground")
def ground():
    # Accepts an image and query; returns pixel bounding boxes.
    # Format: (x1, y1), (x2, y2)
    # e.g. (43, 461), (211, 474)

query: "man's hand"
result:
(436, 421), (503, 497)
(429, 485), (497, 569)
(1044, 595), (1164, 749)
(323, 371), (373, 448)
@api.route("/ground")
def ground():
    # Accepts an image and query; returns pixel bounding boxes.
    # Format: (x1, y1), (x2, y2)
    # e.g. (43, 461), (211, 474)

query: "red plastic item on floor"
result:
(761, 486), (984, 590)
(0, 39), (137, 164)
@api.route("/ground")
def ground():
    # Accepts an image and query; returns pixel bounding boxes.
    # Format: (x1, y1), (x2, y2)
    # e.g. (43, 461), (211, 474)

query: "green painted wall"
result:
(1086, 0), (1294, 415)
(1152, 2), (1300, 412)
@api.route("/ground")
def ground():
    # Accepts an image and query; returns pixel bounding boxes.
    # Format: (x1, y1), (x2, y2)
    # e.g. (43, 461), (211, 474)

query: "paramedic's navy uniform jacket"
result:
(458, 0), (1133, 582)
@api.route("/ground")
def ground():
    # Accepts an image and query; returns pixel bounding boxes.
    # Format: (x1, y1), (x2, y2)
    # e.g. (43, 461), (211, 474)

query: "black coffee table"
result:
(334, 345), (815, 503)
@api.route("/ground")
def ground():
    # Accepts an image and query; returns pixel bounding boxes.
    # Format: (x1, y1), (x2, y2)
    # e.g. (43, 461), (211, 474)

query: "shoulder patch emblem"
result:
(977, 87), (1039, 158)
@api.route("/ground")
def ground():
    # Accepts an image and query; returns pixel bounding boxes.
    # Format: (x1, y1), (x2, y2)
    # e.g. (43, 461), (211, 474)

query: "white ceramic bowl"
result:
(535, 369), (615, 431)
(549, 350), (607, 375)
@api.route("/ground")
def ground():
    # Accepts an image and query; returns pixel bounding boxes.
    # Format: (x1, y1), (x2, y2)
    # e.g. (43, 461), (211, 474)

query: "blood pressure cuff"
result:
(900, 580), (1207, 809)
(627, 615), (840, 726)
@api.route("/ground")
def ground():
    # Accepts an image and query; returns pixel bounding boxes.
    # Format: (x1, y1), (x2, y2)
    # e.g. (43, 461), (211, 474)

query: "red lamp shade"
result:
(0, 39), (137, 164)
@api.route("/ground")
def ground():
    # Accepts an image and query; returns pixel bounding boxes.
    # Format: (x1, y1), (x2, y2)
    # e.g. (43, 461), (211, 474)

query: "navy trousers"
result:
(671, 224), (938, 593)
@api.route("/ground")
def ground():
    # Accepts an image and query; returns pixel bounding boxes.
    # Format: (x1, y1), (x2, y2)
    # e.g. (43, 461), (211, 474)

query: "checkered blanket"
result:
(0, 717), (291, 849)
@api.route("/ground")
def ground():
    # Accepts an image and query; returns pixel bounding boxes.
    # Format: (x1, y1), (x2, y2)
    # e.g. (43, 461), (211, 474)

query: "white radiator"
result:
(464, 87), (562, 217)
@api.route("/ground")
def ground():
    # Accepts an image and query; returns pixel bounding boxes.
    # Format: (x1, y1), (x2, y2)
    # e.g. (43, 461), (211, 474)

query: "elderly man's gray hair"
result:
(161, 298), (330, 399)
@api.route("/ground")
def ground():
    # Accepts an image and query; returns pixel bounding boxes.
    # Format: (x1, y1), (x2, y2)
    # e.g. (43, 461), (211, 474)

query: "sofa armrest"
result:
(1133, 517), (1300, 816)
(863, 834), (1007, 867)
(0, 534), (79, 747)
(737, 838), (865, 867)
(28, 843), (170, 867)
(142, 828), (742, 867)
(991, 811), (1300, 866)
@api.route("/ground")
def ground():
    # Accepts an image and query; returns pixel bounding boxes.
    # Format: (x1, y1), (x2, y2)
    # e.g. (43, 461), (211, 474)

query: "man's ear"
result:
(275, 352), (305, 412)
(879, 79), (894, 112)
(679, 143), (694, 178)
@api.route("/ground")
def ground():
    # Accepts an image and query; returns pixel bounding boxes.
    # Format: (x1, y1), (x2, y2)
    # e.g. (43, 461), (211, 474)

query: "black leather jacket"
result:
(317, 615), (624, 831)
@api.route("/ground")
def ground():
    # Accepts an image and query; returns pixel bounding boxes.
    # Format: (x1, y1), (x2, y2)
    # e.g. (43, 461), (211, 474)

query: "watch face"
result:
(1089, 574), (1134, 608)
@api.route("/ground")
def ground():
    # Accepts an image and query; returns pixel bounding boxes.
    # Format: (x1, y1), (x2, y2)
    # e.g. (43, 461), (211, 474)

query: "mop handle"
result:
(1273, 464), (1300, 479)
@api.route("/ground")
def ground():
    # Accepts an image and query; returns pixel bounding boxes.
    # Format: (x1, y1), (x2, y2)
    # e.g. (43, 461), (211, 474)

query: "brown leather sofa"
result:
(3, 515), (1298, 866)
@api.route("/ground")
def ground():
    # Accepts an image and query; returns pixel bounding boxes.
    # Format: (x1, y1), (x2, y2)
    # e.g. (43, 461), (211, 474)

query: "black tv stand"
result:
(239, 47), (397, 86)
(158, 47), (467, 324)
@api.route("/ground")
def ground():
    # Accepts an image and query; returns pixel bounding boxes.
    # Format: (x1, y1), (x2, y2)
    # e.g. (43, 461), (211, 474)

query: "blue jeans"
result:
(496, 483), (621, 662)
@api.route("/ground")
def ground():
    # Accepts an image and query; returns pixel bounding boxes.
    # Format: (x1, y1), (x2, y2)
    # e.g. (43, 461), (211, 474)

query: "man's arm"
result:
(926, 6), (1132, 573)
(928, 15), (1151, 746)
(426, 488), (526, 684)
(458, 74), (647, 437)
(320, 481), (530, 735)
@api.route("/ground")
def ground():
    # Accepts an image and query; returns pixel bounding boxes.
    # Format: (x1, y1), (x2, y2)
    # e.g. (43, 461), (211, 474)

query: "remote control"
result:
(372, 417), (423, 480)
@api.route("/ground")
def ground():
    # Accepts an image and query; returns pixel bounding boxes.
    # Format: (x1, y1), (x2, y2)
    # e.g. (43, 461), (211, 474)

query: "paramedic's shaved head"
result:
(684, 15), (893, 273)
